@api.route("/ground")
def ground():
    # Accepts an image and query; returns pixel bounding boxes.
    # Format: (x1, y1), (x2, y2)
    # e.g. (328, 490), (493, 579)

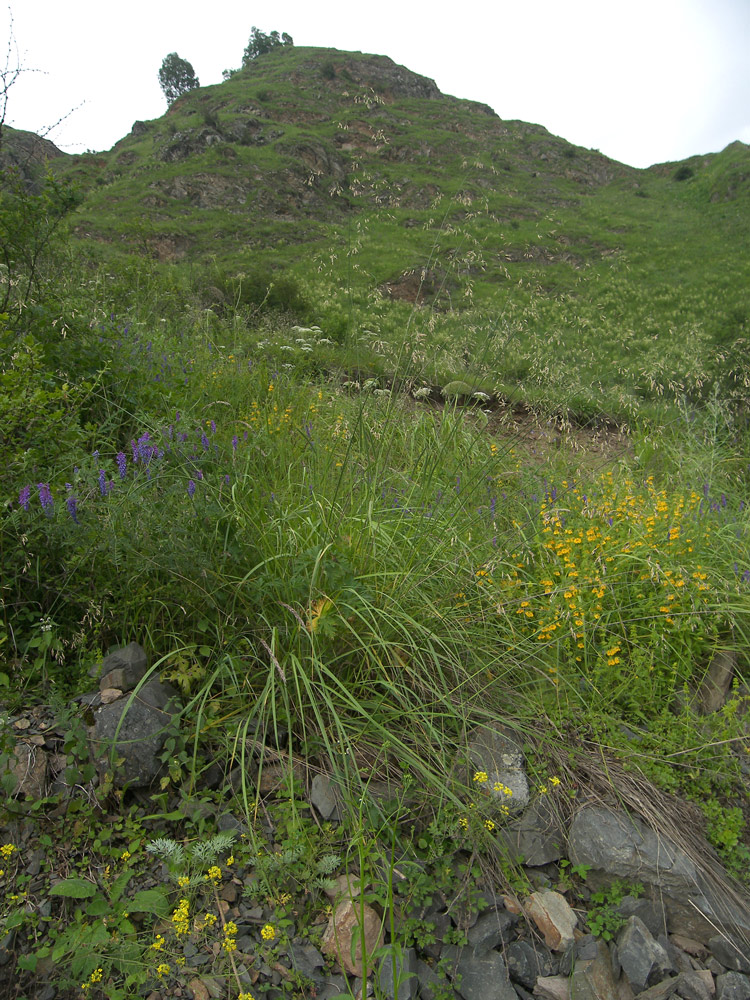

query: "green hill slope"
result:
(47, 46), (750, 422)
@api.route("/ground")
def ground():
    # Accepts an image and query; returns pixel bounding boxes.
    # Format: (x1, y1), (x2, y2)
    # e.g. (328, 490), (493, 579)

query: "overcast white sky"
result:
(4, 0), (749, 168)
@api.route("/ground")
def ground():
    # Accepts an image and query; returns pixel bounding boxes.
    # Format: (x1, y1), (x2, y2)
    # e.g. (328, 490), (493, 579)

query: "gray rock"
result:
(505, 939), (557, 988)
(316, 975), (350, 1000)
(99, 641), (149, 692)
(717, 972), (750, 1000)
(417, 959), (460, 1000)
(617, 896), (667, 938)
(617, 916), (675, 992)
(709, 934), (750, 974)
(675, 971), (715, 1000)
(465, 724), (530, 813)
(467, 909), (515, 954)
(568, 804), (750, 943)
(88, 679), (181, 788)
(288, 941), (325, 978)
(452, 949), (517, 1000)
(309, 773), (341, 821)
(9, 742), (47, 799)
(570, 938), (619, 1000)
(499, 794), (565, 865)
(378, 947), (418, 999)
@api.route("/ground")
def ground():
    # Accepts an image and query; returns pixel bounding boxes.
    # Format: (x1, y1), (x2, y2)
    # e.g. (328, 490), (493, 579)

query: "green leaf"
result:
(110, 869), (133, 904)
(129, 888), (170, 915)
(85, 896), (110, 916)
(50, 878), (97, 899)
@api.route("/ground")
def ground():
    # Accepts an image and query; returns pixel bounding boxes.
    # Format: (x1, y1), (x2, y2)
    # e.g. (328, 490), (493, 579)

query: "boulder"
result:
(464, 723), (530, 814)
(568, 804), (750, 943)
(499, 793), (565, 865)
(88, 677), (181, 788)
(99, 642), (149, 692)
(321, 897), (383, 977)
(378, 946), (418, 999)
(525, 890), (578, 951)
(617, 916), (674, 992)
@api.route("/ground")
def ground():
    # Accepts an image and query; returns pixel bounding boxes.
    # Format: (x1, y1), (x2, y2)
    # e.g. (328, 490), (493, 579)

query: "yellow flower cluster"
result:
(81, 968), (103, 991)
(223, 919), (238, 953)
(171, 898), (190, 937)
(261, 923), (276, 941)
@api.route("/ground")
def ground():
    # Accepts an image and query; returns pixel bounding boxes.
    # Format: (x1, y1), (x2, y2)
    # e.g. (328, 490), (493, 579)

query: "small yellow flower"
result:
(120, 850), (131, 862)
(223, 936), (238, 953)
(151, 934), (165, 951)
(89, 969), (103, 984)
(224, 921), (238, 936)
(538, 785), (548, 795)
(226, 855), (234, 866)
(202, 913), (218, 928)
(156, 962), (170, 979)
(177, 875), (190, 888)
(261, 923), (276, 941)
(459, 816), (468, 830)
(550, 776), (561, 787)
(484, 819), (495, 831)
(206, 865), (222, 883)
(0, 845), (16, 860)
(473, 771), (488, 784)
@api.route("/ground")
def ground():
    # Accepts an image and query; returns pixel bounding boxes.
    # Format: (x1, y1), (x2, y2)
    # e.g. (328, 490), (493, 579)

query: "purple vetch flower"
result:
(93, 450), (99, 461)
(721, 493), (727, 507)
(175, 411), (181, 423)
(224, 475), (230, 485)
(187, 479), (196, 499)
(38, 483), (53, 513)
(232, 434), (238, 452)
(210, 420), (216, 434)
(490, 497), (496, 518)
(243, 431), (248, 441)
(66, 495), (80, 524)
(116, 452), (127, 479)
(98, 469), (107, 496)
(178, 432), (188, 443)
(18, 485), (31, 511)
(743, 569), (750, 584)
(196, 470), (204, 481)
(200, 431), (210, 452)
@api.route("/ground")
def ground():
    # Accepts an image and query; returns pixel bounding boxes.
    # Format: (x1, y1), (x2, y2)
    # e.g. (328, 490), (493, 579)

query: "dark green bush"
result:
(674, 165), (694, 182)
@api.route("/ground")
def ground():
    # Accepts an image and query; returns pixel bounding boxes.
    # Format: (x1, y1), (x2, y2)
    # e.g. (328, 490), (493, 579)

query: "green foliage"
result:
(586, 880), (643, 941)
(157, 53), (199, 106)
(0, 166), (79, 319)
(242, 27), (294, 65)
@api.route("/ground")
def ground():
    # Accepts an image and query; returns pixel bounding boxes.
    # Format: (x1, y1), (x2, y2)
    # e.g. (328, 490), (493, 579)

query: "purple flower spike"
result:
(187, 479), (196, 499)
(98, 469), (107, 496)
(210, 420), (216, 434)
(66, 495), (80, 524)
(224, 475), (230, 485)
(201, 431), (210, 452)
(116, 452), (127, 479)
(232, 435), (238, 452)
(38, 483), (53, 513)
(18, 485), (31, 511)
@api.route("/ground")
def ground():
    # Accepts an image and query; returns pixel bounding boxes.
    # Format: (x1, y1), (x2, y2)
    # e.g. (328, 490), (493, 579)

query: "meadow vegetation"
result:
(0, 43), (749, 998)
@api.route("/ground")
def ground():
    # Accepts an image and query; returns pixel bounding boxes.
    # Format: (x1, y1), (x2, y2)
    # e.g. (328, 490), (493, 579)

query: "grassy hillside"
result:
(1, 45), (749, 997)
(39, 45), (750, 423)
